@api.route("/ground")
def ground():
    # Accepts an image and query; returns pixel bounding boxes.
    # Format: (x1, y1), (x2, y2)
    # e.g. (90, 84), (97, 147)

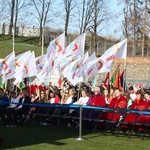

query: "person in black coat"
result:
(0, 88), (10, 124)
(12, 88), (31, 125)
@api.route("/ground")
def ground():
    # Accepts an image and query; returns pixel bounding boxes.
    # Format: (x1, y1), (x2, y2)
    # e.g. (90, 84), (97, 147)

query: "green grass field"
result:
(0, 34), (47, 58)
(0, 125), (150, 150)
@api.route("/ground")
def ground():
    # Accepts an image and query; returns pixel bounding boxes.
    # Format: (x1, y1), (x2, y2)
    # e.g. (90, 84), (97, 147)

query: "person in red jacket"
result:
(106, 88), (128, 121)
(86, 86), (106, 107)
(122, 90), (148, 131)
(83, 86), (106, 131)
(47, 90), (60, 104)
(30, 81), (38, 94)
(39, 82), (47, 92)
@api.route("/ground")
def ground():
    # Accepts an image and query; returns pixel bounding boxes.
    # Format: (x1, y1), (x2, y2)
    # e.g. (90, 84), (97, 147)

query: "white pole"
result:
(42, 12), (45, 55)
(12, 25), (15, 52)
(42, 26), (44, 55)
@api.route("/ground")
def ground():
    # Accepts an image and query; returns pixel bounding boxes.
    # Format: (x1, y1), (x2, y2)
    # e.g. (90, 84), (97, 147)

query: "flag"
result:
(65, 33), (86, 57)
(57, 76), (63, 87)
(99, 38), (127, 73)
(63, 53), (90, 85)
(22, 51), (37, 78)
(47, 32), (65, 59)
(36, 60), (49, 82)
(58, 55), (75, 76)
(85, 39), (127, 81)
(120, 70), (125, 90)
(0, 78), (6, 91)
(111, 65), (120, 89)
(85, 57), (103, 81)
(17, 81), (25, 90)
(0, 52), (15, 80)
(103, 72), (109, 89)
(115, 39), (127, 59)
(13, 51), (31, 82)
(91, 77), (97, 92)
(35, 54), (47, 74)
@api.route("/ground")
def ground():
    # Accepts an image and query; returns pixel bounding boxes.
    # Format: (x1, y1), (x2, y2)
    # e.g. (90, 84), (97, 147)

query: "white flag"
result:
(82, 52), (96, 76)
(85, 39), (127, 80)
(0, 52), (15, 77)
(65, 33), (86, 57)
(47, 32), (65, 59)
(22, 51), (37, 78)
(36, 56), (50, 82)
(64, 54), (89, 85)
(58, 55), (76, 76)
(35, 54), (47, 74)
(13, 51), (31, 82)
(115, 38), (127, 59)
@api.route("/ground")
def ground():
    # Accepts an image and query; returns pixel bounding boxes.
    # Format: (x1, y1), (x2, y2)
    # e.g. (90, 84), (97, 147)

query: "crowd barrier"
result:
(0, 101), (150, 140)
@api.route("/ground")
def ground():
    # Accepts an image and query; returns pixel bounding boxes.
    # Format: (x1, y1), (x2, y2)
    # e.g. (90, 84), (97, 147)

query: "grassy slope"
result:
(0, 125), (149, 150)
(0, 34), (47, 58)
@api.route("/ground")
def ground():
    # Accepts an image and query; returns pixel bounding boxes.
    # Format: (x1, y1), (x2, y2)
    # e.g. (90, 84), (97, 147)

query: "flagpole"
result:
(12, 25), (15, 52)
(123, 60), (127, 91)
(42, 25), (44, 55)
(42, 12), (45, 55)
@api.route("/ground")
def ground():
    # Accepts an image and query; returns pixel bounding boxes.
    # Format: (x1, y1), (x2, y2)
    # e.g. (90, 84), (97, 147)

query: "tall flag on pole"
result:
(22, 51), (37, 78)
(82, 52), (96, 77)
(111, 65), (120, 89)
(35, 54), (47, 74)
(0, 52), (15, 78)
(64, 33), (86, 57)
(103, 72), (109, 89)
(13, 51), (31, 84)
(47, 32), (65, 59)
(120, 69), (125, 90)
(115, 39), (127, 59)
(91, 76), (97, 92)
(85, 39), (127, 81)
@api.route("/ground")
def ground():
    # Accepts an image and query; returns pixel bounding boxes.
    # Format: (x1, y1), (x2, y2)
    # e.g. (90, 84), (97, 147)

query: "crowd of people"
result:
(0, 78), (150, 134)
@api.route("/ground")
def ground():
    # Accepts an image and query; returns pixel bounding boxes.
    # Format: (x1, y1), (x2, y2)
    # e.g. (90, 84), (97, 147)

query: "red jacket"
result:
(124, 98), (148, 123)
(87, 94), (106, 107)
(106, 95), (127, 121)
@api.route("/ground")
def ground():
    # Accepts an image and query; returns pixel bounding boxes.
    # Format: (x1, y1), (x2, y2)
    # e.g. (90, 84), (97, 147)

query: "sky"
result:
(42, 0), (125, 40)
(101, 0), (125, 39)
(0, 0), (125, 39)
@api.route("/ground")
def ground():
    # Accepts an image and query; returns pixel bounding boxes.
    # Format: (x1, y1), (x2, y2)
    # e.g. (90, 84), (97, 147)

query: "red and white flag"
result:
(1, 52), (15, 80)
(85, 39), (127, 80)
(13, 51), (31, 84)
(64, 33), (86, 57)
(47, 32), (65, 59)
(35, 54), (47, 74)
(22, 51), (37, 78)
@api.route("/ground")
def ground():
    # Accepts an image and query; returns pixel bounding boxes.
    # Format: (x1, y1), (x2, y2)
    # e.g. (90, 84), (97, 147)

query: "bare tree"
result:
(88, 0), (109, 55)
(0, 1), (6, 16)
(13, 0), (29, 35)
(63, 0), (75, 37)
(77, 0), (93, 34)
(9, 0), (15, 36)
(30, 0), (52, 46)
(119, 0), (150, 57)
